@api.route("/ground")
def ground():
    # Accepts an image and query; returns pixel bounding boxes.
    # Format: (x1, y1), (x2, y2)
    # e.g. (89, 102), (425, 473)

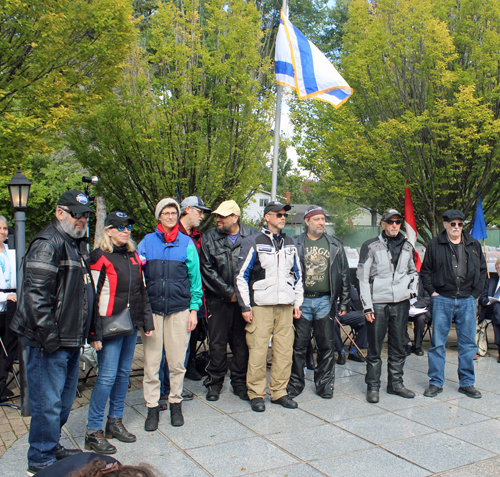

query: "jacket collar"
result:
(437, 229), (475, 245)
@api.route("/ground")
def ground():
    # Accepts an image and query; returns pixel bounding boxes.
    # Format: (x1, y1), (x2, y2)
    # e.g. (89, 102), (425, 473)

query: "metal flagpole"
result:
(271, 0), (288, 202)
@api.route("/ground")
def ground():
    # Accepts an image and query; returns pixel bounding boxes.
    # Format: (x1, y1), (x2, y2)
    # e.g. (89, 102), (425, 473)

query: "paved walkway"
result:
(2, 340), (500, 476)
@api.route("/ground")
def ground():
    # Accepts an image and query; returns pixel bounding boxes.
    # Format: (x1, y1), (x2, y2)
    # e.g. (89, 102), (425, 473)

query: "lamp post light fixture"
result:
(7, 165), (32, 416)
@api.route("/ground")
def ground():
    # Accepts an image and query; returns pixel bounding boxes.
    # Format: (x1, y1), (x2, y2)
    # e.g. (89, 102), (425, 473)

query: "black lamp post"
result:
(7, 165), (32, 416)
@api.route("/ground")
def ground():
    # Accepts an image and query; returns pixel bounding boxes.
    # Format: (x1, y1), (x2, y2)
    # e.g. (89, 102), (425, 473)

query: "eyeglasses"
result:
(450, 222), (464, 228)
(384, 219), (402, 225)
(194, 208), (205, 215)
(116, 224), (133, 232)
(270, 213), (288, 218)
(161, 211), (178, 218)
(61, 208), (91, 219)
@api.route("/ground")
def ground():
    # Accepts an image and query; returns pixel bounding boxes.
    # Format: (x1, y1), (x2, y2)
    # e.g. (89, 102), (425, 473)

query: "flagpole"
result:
(271, 0), (288, 202)
(483, 239), (490, 279)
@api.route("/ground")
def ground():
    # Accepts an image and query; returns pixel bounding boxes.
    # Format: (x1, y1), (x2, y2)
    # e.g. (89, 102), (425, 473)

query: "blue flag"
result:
(471, 198), (487, 241)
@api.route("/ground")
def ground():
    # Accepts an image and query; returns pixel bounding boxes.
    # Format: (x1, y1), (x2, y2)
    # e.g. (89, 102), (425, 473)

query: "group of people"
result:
(0, 188), (491, 475)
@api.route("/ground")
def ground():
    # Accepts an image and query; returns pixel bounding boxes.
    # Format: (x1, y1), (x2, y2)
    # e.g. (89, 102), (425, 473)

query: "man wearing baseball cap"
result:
(137, 198), (202, 429)
(420, 209), (486, 399)
(11, 190), (95, 474)
(178, 196), (211, 381)
(357, 208), (418, 403)
(235, 201), (303, 412)
(200, 200), (256, 401)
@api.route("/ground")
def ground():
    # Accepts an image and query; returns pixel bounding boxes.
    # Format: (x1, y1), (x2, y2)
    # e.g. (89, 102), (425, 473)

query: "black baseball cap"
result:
(57, 190), (94, 214)
(105, 212), (136, 228)
(442, 209), (465, 222)
(264, 201), (292, 215)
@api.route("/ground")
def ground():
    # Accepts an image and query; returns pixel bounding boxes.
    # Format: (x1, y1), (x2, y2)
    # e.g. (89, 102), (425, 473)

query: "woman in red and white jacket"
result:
(85, 212), (154, 455)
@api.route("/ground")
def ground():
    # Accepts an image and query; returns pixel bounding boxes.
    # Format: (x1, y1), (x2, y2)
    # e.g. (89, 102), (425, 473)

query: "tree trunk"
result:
(94, 196), (107, 246)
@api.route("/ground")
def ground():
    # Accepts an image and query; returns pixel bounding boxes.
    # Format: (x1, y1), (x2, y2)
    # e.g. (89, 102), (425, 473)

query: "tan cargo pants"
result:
(245, 305), (294, 400)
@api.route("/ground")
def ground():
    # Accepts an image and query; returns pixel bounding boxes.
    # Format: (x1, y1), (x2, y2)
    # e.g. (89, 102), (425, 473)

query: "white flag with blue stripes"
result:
(275, 10), (353, 108)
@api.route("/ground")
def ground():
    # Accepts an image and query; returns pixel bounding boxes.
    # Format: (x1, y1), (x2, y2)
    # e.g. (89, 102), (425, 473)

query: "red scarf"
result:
(157, 222), (179, 243)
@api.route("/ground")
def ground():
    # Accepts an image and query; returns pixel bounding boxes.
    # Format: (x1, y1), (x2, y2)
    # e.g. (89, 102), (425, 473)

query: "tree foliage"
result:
(291, 0), (500, 244)
(0, 0), (135, 172)
(68, 0), (274, 233)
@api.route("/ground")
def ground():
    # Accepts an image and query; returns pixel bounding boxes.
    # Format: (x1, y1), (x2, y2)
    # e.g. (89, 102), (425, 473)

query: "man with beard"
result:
(287, 206), (350, 398)
(179, 196), (211, 382)
(11, 190), (94, 475)
(200, 200), (256, 401)
(357, 209), (418, 404)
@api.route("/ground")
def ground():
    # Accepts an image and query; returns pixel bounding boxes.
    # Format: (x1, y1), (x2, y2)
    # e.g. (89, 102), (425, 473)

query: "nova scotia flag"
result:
(275, 10), (353, 108)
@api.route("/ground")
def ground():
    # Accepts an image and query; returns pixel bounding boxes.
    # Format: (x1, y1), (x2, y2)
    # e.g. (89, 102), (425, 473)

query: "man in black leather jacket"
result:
(11, 190), (94, 475)
(200, 200), (256, 402)
(287, 206), (350, 399)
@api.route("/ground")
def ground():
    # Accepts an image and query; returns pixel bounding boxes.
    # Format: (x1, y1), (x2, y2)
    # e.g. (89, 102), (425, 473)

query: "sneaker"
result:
(181, 389), (194, 401)
(145, 406), (160, 431)
(27, 465), (46, 476)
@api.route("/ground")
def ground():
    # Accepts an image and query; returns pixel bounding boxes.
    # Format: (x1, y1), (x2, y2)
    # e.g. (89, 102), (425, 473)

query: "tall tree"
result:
(0, 0), (135, 172)
(291, 0), (500, 244)
(68, 0), (274, 233)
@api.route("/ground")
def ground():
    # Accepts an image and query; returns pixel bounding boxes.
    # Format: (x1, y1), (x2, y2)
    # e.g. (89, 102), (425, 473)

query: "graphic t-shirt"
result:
(304, 234), (330, 293)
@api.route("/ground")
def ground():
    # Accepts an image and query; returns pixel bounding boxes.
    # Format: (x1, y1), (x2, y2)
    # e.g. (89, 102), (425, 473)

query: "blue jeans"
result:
(428, 295), (477, 387)
(87, 330), (138, 430)
(27, 346), (81, 467)
(301, 296), (332, 321)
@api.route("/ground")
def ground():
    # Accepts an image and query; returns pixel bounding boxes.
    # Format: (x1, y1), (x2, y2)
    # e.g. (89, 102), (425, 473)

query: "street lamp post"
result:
(7, 166), (32, 416)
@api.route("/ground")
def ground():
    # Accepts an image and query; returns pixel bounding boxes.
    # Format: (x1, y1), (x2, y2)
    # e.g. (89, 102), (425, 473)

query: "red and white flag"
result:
(404, 182), (422, 272)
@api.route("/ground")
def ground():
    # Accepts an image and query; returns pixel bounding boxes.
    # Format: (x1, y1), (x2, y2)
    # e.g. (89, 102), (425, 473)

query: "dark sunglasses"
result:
(62, 208), (91, 219)
(272, 213), (288, 218)
(384, 219), (401, 225)
(116, 224), (133, 232)
(450, 222), (464, 228)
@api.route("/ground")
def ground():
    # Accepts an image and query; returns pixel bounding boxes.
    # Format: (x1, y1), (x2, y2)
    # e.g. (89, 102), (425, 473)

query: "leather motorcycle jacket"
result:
(11, 220), (95, 353)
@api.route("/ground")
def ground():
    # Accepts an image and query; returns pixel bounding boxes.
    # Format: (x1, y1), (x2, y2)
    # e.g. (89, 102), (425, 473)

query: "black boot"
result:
(85, 430), (117, 454)
(105, 417), (137, 442)
(185, 358), (202, 381)
(145, 406), (160, 431)
(170, 402), (184, 426)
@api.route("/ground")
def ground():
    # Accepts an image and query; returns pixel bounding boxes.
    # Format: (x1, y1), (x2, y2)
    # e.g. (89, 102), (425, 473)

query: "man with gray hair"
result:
(179, 196), (211, 381)
(11, 190), (94, 475)
(357, 208), (418, 404)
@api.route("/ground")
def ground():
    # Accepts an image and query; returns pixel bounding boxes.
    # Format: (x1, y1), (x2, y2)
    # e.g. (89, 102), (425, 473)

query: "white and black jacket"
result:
(357, 232), (418, 313)
(235, 228), (304, 312)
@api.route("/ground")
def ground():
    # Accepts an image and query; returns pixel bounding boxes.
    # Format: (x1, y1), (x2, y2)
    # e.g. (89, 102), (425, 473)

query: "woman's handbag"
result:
(101, 254), (134, 339)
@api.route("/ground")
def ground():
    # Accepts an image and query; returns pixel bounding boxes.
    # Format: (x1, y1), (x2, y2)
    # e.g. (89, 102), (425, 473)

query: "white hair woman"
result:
(85, 212), (154, 454)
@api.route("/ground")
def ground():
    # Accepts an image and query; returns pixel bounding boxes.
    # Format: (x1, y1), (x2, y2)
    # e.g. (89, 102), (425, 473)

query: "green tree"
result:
(67, 0), (274, 233)
(292, 0), (500, 244)
(0, 0), (135, 172)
